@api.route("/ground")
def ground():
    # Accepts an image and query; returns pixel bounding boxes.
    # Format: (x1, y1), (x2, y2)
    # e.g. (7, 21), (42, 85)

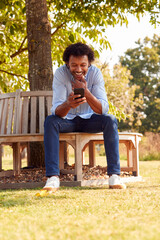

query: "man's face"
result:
(67, 55), (89, 80)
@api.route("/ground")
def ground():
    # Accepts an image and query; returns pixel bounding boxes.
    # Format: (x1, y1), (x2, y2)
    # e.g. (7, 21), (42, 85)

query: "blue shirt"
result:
(51, 64), (109, 119)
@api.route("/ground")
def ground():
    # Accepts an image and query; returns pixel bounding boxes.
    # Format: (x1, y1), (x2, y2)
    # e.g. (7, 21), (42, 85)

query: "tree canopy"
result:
(0, 0), (160, 92)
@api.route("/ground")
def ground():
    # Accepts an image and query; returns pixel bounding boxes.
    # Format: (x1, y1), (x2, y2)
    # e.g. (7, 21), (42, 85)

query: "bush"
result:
(139, 132), (160, 161)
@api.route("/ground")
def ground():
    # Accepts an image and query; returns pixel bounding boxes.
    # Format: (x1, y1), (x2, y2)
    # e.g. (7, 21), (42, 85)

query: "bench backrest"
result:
(0, 89), (53, 135)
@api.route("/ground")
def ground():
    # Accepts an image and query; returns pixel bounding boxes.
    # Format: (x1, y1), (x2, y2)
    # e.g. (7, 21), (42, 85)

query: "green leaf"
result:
(15, 1), (21, 7)
(22, 7), (26, 14)
(0, 2), (6, 10)
(10, 26), (14, 35)
(69, 34), (74, 43)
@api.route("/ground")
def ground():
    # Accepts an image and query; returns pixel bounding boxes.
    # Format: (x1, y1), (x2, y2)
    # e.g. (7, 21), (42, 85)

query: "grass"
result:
(0, 161), (160, 240)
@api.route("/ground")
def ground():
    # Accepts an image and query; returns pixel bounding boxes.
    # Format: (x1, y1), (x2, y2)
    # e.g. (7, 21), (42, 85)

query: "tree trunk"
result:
(26, 0), (53, 167)
(26, 0), (53, 90)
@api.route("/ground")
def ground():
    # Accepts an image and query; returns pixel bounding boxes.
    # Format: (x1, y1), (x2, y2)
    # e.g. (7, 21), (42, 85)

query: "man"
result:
(43, 42), (126, 192)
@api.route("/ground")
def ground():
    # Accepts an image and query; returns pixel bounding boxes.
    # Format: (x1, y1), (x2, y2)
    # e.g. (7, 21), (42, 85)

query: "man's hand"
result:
(67, 92), (86, 109)
(71, 74), (102, 114)
(55, 90), (86, 118)
(72, 75), (87, 91)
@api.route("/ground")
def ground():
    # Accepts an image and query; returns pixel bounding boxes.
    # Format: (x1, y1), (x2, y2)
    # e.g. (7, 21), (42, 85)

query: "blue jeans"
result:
(44, 114), (120, 177)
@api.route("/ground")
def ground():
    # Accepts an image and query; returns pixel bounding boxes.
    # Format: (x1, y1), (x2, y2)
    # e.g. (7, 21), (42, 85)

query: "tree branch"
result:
(0, 36), (28, 65)
(51, 22), (66, 36)
(10, 36), (28, 58)
(0, 69), (28, 80)
(19, 36), (27, 52)
(10, 47), (28, 58)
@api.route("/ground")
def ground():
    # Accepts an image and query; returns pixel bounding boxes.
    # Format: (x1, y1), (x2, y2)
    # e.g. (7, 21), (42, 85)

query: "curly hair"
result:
(63, 42), (95, 63)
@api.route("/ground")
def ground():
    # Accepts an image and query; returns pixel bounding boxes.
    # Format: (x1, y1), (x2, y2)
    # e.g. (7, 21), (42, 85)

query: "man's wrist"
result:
(66, 100), (71, 110)
(85, 87), (90, 98)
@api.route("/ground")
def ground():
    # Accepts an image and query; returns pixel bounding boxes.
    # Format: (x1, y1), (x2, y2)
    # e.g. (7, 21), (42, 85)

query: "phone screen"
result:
(74, 88), (84, 99)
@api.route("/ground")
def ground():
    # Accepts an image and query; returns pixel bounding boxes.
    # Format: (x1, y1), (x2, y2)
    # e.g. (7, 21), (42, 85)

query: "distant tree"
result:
(120, 34), (160, 133)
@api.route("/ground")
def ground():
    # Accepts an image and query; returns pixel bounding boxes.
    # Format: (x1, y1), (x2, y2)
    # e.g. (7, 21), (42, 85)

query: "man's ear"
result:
(66, 62), (69, 69)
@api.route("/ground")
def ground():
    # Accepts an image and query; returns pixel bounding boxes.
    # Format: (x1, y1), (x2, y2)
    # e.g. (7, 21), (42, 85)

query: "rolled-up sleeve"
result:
(91, 68), (109, 114)
(51, 69), (67, 115)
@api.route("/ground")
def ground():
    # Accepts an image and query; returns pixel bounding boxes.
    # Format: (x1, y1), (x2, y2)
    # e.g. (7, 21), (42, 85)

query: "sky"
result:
(100, 14), (160, 70)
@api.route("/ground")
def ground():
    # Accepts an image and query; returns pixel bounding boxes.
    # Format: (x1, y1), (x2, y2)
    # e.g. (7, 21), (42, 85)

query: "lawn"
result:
(0, 161), (160, 240)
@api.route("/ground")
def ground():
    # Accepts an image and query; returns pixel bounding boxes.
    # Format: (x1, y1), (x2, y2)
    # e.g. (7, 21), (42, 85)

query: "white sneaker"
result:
(109, 174), (126, 189)
(43, 176), (60, 192)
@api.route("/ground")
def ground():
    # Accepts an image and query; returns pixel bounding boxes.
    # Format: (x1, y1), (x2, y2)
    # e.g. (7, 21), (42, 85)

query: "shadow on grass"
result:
(3, 182), (159, 209)
(0, 188), (73, 208)
(0, 197), (29, 208)
(0, 185), (111, 208)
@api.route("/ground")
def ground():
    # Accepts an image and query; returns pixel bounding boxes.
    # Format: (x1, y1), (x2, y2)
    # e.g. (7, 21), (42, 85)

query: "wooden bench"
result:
(0, 90), (142, 183)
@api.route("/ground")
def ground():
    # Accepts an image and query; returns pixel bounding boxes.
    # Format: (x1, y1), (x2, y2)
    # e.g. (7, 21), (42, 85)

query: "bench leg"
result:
(132, 135), (140, 176)
(59, 141), (65, 170)
(132, 148), (139, 176)
(89, 141), (96, 167)
(125, 142), (133, 168)
(75, 135), (83, 181)
(64, 142), (69, 164)
(13, 142), (21, 175)
(27, 142), (30, 167)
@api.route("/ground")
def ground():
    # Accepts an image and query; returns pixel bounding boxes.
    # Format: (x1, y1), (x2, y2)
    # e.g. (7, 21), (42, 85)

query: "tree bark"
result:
(26, 0), (53, 90)
(26, 0), (53, 167)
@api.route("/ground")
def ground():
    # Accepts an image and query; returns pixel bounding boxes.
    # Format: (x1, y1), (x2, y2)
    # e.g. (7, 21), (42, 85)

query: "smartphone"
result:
(74, 88), (85, 99)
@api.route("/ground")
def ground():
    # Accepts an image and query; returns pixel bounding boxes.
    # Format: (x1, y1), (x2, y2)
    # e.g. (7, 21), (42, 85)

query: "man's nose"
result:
(76, 66), (81, 72)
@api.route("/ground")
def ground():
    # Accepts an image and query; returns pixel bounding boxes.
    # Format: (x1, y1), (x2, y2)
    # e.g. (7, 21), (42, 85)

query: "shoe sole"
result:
(109, 185), (126, 189)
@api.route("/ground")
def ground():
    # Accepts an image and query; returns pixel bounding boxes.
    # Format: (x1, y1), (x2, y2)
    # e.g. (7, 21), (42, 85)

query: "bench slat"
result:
(0, 92), (16, 99)
(30, 96), (37, 133)
(46, 96), (52, 116)
(0, 99), (4, 130)
(0, 98), (9, 134)
(7, 98), (14, 134)
(22, 97), (29, 134)
(39, 96), (45, 133)
(21, 91), (53, 97)
(13, 89), (22, 134)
